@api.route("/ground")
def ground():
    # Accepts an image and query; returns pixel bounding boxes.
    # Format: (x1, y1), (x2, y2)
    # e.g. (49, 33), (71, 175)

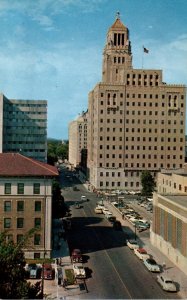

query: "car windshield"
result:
(148, 259), (156, 265)
(165, 280), (173, 284)
(129, 240), (137, 244)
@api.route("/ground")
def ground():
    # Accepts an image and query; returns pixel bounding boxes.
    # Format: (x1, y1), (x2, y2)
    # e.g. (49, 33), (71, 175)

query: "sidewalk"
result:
(104, 200), (187, 299)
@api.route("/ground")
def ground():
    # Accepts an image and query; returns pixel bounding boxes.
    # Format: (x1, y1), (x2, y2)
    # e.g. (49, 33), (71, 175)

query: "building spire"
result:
(116, 11), (120, 20)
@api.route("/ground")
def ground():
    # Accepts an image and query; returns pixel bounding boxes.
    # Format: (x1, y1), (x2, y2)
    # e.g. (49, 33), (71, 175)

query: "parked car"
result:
(27, 263), (40, 279)
(134, 248), (150, 260)
(113, 220), (122, 230)
(102, 208), (110, 215)
(157, 274), (177, 292)
(81, 195), (86, 201)
(127, 239), (139, 250)
(108, 216), (116, 223)
(143, 258), (160, 272)
(94, 206), (103, 214)
(73, 263), (86, 279)
(105, 211), (113, 218)
(42, 263), (53, 280)
(75, 202), (80, 209)
(71, 249), (83, 263)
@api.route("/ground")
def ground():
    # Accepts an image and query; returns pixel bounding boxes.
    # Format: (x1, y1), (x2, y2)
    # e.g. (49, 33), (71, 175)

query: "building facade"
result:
(87, 15), (186, 191)
(69, 111), (88, 167)
(0, 153), (58, 259)
(0, 93), (47, 162)
(151, 170), (187, 275)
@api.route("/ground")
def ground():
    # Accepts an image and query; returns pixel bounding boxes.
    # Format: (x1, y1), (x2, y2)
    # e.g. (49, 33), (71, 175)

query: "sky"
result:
(0, 0), (186, 139)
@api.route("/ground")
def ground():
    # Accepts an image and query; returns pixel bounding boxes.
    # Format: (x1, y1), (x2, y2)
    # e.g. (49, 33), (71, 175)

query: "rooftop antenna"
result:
(116, 11), (120, 20)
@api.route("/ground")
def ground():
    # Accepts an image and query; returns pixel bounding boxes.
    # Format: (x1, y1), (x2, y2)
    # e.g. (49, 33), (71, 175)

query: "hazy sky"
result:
(0, 0), (186, 139)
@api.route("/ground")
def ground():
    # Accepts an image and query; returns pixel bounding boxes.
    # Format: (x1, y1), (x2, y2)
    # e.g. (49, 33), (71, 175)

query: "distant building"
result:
(151, 169), (187, 275)
(0, 153), (58, 259)
(0, 93), (47, 162)
(68, 111), (88, 168)
(87, 14), (186, 191)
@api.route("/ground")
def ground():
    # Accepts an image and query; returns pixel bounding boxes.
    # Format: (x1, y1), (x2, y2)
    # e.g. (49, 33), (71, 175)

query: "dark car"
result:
(71, 249), (83, 263)
(113, 220), (122, 230)
(42, 263), (53, 280)
(108, 216), (116, 223)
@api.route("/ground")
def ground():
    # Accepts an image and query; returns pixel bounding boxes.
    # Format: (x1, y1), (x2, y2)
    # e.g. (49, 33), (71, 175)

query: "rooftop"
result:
(0, 153), (58, 177)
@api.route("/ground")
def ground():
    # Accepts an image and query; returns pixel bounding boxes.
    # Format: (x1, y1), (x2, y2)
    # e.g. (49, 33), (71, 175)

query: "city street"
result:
(54, 167), (180, 299)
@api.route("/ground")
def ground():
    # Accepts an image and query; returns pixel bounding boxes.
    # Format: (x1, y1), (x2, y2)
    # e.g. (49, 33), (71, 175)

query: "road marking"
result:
(82, 209), (133, 299)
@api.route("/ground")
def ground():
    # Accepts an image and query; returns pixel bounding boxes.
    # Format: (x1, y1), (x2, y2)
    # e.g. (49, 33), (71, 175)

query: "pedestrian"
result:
(162, 262), (166, 270)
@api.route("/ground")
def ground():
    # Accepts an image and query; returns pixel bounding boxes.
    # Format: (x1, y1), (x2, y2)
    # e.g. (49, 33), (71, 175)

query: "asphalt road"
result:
(59, 167), (179, 299)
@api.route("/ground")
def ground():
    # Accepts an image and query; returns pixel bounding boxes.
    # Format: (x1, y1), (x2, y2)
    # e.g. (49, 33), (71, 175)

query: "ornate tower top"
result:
(102, 14), (132, 83)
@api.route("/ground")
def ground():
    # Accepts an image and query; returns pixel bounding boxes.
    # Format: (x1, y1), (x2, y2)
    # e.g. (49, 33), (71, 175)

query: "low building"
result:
(0, 153), (58, 259)
(151, 170), (187, 275)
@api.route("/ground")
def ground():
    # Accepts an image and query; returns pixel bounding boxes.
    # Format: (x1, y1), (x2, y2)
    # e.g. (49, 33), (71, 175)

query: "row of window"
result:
(6, 233), (41, 245)
(4, 217), (41, 229)
(100, 181), (140, 187)
(99, 136), (184, 142)
(4, 200), (41, 212)
(99, 145), (182, 151)
(99, 118), (184, 125)
(98, 162), (182, 168)
(99, 154), (182, 160)
(4, 183), (40, 195)
(100, 93), (184, 100)
(163, 180), (187, 192)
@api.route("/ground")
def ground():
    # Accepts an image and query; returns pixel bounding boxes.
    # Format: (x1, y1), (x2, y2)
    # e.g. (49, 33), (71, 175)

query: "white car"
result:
(143, 258), (160, 272)
(73, 263), (86, 279)
(102, 207), (110, 215)
(134, 248), (150, 260)
(105, 211), (113, 218)
(157, 274), (177, 292)
(127, 239), (139, 250)
(81, 195), (86, 201)
(94, 207), (103, 214)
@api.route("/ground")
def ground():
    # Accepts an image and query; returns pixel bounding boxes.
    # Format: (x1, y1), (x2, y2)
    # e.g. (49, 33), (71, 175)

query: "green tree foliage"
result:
(141, 170), (155, 196)
(52, 179), (66, 218)
(0, 232), (42, 299)
(47, 139), (68, 165)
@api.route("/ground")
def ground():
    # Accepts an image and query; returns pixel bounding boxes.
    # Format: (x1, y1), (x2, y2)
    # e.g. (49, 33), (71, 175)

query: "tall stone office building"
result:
(0, 93), (47, 162)
(87, 15), (186, 191)
(69, 111), (88, 168)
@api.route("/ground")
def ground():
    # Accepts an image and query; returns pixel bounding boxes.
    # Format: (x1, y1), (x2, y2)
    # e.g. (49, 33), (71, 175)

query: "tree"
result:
(0, 231), (42, 299)
(141, 170), (155, 196)
(52, 179), (67, 218)
(47, 139), (69, 165)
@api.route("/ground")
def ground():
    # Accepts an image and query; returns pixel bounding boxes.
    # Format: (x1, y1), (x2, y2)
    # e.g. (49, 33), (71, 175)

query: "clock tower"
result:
(102, 12), (132, 83)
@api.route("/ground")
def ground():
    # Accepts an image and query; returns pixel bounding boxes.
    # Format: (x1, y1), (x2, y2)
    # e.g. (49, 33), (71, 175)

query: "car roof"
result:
(128, 239), (137, 243)
(72, 248), (81, 253)
(160, 274), (173, 281)
(137, 248), (147, 253)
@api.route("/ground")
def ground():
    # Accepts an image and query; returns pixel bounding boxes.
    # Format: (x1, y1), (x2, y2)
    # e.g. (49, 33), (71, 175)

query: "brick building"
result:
(87, 14), (186, 191)
(151, 170), (187, 275)
(0, 153), (58, 259)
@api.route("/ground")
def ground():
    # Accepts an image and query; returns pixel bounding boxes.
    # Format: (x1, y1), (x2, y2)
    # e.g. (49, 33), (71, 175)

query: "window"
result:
(4, 201), (11, 212)
(4, 218), (11, 228)
(17, 234), (24, 244)
(17, 201), (24, 212)
(35, 218), (41, 228)
(17, 183), (24, 194)
(17, 218), (24, 228)
(5, 183), (11, 194)
(34, 234), (41, 245)
(35, 201), (41, 212)
(34, 253), (41, 259)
